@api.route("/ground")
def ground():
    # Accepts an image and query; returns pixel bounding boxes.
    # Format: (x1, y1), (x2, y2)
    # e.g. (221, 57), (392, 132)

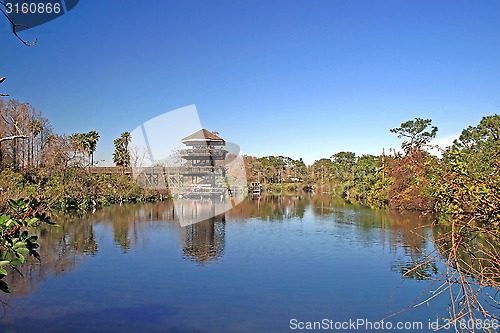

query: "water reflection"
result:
(3, 196), (440, 298)
(88, 201), (176, 252)
(175, 197), (242, 227)
(182, 216), (226, 264)
(5, 195), (495, 333)
(3, 212), (97, 297)
(226, 195), (308, 220)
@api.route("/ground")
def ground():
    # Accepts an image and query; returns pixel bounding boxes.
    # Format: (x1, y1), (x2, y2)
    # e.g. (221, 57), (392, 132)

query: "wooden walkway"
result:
(89, 167), (239, 193)
(89, 167), (133, 175)
(89, 166), (225, 176)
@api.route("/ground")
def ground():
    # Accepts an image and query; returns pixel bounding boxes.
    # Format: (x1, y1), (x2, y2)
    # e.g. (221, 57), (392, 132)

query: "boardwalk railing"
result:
(89, 167), (132, 175)
(89, 166), (225, 177)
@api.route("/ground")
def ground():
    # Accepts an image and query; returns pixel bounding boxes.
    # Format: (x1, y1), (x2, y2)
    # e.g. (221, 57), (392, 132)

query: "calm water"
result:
(0, 196), (459, 332)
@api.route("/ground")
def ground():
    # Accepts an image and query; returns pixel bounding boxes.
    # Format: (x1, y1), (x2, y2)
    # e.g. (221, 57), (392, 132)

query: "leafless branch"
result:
(0, 134), (28, 142)
(0, 2), (37, 46)
(0, 77), (7, 96)
(0, 113), (29, 142)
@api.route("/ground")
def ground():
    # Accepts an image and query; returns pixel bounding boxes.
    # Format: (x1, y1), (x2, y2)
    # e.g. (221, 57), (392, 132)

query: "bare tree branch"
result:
(0, 2), (38, 46)
(0, 134), (28, 142)
(0, 113), (29, 142)
(0, 77), (7, 96)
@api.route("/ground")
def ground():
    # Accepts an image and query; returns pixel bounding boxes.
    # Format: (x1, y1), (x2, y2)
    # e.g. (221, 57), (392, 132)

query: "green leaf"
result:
(26, 217), (39, 226)
(0, 214), (10, 224)
(13, 241), (27, 249)
(0, 267), (7, 276)
(0, 261), (10, 267)
(17, 199), (27, 208)
(10, 255), (24, 265)
(7, 199), (17, 210)
(5, 218), (13, 227)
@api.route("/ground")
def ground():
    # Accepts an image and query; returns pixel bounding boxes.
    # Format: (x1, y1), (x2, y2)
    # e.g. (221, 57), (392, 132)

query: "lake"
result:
(0, 195), (469, 332)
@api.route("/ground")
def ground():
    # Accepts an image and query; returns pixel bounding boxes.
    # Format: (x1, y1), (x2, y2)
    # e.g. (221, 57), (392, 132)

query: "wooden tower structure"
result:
(170, 129), (228, 198)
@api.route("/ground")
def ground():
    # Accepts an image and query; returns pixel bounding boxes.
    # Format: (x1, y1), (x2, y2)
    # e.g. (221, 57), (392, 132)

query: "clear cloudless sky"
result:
(1, 0), (499, 165)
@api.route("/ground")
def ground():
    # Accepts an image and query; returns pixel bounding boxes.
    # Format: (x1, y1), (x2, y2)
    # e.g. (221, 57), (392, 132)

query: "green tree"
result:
(85, 130), (100, 166)
(113, 132), (131, 167)
(452, 114), (500, 152)
(427, 116), (500, 326)
(390, 118), (438, 155)
(350, 154), (382, 205)
(330, 151), (356, 196)
(68, 131), (100, 166)
(437, 115), (500, 229)
(68, 132), (86, 165)
(311, 158), (333, 192)
(291, 158), (308, 182)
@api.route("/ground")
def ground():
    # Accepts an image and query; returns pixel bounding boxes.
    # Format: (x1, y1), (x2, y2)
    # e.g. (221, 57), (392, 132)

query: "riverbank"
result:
(0, 168), (169, 213)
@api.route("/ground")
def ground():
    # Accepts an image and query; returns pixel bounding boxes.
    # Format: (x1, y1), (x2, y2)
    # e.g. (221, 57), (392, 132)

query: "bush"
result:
(0, 168), (170, 213)
(0, 198), (55, 293)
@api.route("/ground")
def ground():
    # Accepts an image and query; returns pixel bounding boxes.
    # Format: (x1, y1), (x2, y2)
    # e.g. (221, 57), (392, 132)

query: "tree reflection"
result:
(305, 195), (439, 280)
(309, 194), (353, 217)
(3, 212), (97, 297)
(87, 200), (228, 264)
(362, 210), (439, 281)
(181, 215), (226, 264)
(87, 201), (176, 252)
(226, 195), (307, 220)
(1, 195), (457, 304)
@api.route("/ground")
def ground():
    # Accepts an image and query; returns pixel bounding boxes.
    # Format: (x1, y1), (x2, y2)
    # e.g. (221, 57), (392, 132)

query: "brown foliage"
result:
(0, 99), (65, 171)
(387, 150), (436, 212)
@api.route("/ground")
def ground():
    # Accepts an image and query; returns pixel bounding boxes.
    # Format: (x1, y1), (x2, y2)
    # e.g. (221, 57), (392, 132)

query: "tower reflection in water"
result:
(181, 215), (225, 264)
(175, 199), (226, 264)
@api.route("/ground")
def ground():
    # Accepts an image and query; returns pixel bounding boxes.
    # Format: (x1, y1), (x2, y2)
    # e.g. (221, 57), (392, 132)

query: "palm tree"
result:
(69, 133), (85, 157)
(28, 119), (42, 167)
(121, 131), (131, 152)
(113, 132), (131, 167)
(85, 130), (100, 166)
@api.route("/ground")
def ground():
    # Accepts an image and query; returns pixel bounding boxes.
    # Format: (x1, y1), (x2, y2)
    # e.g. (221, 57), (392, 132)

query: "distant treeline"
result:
(246, 116), (500, 231)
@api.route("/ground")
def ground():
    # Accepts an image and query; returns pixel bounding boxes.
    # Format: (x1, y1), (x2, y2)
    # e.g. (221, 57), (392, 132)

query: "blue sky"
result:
(2, 0), (499, 165)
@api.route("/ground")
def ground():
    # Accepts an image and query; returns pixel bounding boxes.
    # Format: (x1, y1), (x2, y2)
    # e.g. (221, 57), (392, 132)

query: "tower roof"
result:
(181, 129), (225, 145)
